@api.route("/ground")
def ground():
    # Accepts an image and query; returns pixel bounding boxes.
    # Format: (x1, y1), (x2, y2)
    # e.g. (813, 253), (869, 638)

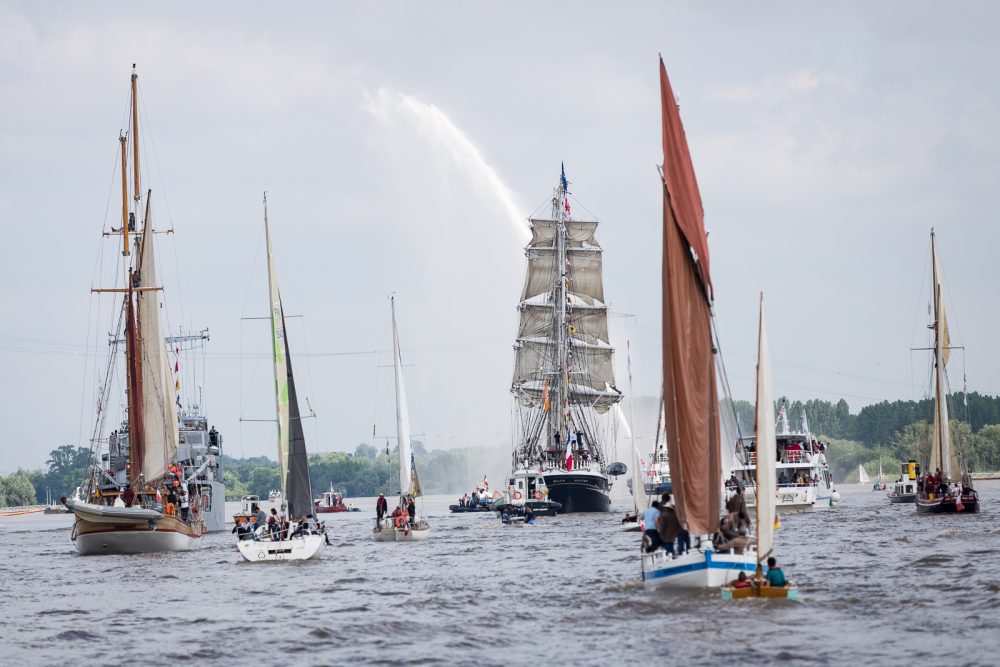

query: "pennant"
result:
(773, 512), (781, 531)
(560, 162), (568, 193)
(542, 379), (550, 413)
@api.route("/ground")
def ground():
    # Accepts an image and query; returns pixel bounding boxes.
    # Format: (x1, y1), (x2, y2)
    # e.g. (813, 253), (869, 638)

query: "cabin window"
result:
(508, 479), (514, 486)
(517, 480), (524, 489)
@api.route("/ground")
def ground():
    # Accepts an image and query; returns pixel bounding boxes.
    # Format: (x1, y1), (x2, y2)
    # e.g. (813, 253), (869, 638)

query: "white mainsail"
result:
(264, 196), (290, 496)
(929, 238), (960, 480)
(858, 465), (871, 484)
(754, 295), (777, 564)
(137, 201), (179, 484)
(392, 296), (415, 497)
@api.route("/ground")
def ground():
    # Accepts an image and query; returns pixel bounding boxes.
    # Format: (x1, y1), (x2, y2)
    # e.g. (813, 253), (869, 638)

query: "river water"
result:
(3, 482), (999, 665)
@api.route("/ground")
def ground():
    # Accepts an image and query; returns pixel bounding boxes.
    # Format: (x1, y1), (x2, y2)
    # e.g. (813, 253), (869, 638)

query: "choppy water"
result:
(3, 483), (999, 665)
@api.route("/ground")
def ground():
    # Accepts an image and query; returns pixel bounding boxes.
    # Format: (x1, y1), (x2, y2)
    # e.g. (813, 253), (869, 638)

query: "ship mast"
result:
(553, 175), (568, 453)
(125, 66), (146, 486)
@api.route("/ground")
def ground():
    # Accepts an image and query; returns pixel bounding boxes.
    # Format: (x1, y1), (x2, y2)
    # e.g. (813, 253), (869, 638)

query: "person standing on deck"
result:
(376, 493), (388, 521)
(642, 501), (662, 552)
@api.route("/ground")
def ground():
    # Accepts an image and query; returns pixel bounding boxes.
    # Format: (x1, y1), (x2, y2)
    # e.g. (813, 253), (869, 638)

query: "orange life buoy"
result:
(533, 490), (544, 500)
(395, 515), (407, 528)
(513, 491), (523, 500)
(165, 502), (175, 516)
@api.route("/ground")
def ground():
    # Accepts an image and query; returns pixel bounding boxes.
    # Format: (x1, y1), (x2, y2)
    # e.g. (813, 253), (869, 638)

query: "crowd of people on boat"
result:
(374, 493), (422, 530)
(231, 503), (329, 544)
(640, 493), (691, 556)
(917, 468), (973, 499)
(107, 464), (203, 524)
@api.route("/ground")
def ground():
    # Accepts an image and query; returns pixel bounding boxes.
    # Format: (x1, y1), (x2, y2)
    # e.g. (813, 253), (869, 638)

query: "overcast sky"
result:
(2, 2), (998, 472)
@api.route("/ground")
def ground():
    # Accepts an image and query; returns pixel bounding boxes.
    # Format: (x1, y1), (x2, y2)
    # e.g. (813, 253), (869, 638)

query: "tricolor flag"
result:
(542, 379), (550, 413)
(565, 436), (573, 470)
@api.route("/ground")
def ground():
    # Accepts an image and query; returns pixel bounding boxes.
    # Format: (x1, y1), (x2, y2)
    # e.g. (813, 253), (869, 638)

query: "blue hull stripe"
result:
(643, 551), (756, 581)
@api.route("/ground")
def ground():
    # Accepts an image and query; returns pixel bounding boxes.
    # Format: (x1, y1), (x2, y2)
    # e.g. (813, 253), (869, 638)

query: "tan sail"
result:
(929, 233), (960, 479)
(136, 199), (178, 485)
(659, 57), (721, 537)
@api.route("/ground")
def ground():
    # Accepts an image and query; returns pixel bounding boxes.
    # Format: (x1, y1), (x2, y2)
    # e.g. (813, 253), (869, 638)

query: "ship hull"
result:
(888, 493), (917, 504)
(916, 494), (979, 514)
(642, 549), (756, 589)
(543, 472), (611, 513)
(238, 534), (324, 562)
(71, 516), (203, 555)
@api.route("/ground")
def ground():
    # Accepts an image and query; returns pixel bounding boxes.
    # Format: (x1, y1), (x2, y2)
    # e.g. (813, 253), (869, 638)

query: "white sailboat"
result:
(723, 295), (797, 599)
(640, 57), (755, 588)
(236, 194), (324, 562)
(373, 296), (430, 542)
(858, 465), (871, 485)
(68, 66), (204, 555)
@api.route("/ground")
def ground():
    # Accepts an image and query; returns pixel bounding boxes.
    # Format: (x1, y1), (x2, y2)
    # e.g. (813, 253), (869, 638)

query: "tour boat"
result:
(235, 195), (324, 562)
(372, 296), (430, 542)
(493, 464), (562, 517)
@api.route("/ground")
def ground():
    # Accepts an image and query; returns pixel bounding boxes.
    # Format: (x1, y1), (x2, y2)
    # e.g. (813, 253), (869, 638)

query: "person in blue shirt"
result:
(642, 501), (662, 552)
(765, 556), (787, 587)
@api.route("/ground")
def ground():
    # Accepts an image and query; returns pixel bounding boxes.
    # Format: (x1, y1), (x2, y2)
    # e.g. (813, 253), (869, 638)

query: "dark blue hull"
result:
(543, 472), (611, 513)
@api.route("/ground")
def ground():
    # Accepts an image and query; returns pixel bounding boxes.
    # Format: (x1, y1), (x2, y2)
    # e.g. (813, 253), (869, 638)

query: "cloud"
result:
(710, 68), (858, 104)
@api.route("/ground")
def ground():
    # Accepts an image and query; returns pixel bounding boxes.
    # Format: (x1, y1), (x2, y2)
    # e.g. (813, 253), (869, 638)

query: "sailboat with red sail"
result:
(640, 56), (755, 587)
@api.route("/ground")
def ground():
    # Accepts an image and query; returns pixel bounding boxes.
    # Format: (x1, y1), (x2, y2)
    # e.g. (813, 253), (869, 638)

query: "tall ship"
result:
(731, 401), (837, 512)
(915, 230), (978, 514)
(66, 66), (215, 553)
(510, 167), (623, 513)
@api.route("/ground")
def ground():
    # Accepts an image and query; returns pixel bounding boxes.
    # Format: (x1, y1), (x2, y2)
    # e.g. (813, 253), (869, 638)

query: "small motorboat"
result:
(887, 460), (919, 504)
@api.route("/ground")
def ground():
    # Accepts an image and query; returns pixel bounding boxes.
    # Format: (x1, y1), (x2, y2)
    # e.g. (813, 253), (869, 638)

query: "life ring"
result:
(513, 491), (523, 500)
(395, 515), (407, 528)
(533, 490), (544, 500)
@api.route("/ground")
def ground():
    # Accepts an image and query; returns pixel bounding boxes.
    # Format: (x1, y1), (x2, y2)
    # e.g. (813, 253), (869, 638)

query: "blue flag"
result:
(560, 162), (568, 193)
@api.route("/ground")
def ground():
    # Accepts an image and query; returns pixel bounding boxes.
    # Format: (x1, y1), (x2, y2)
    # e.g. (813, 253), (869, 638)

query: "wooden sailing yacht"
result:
(915, 230), (979, 514)
(722, 295), (797, 600)
(67, 66), (204, 554)
(372, 296), (430, 542)
(236, 195), (324, 562)
(640, 56), (755, 587)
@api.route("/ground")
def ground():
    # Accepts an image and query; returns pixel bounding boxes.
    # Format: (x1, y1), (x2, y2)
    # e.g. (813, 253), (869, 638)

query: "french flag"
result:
(565, 437), (573, 470)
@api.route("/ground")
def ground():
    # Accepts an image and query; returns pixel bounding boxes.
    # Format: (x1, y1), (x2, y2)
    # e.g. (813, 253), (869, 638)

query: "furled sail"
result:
(659, 56), (721, 537)
(264, 200), (291, 499)
(136, 199), (178, 485)
(392, 297), (415, 497)
(754, 295), (777, 563)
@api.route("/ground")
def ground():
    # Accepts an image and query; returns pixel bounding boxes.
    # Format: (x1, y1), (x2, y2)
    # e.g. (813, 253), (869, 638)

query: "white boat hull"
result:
(642, 549), (756, 588)
(372, 518), (430, 542)
(237, 534), (324, 562)
(74, 526), (201, 555)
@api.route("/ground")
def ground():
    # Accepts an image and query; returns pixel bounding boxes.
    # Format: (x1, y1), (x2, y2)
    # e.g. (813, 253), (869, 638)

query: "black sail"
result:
(283, 321), (313, 519)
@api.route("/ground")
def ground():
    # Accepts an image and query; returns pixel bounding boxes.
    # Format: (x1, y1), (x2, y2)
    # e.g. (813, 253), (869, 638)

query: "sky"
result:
(2, 2), (998, 472)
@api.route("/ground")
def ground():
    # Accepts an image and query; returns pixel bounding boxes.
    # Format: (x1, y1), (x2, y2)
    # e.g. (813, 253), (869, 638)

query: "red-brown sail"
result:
(659, 56), (720, 537)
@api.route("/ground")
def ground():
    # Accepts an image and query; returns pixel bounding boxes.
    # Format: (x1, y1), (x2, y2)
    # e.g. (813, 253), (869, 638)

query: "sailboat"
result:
(622, 342), (649, 531)
(67, 66), (205, 554)
(235, 194), (324, 562)
(723, 295), (797, 600)
(915, 230), (979, 514)
(509, 166), (624, 513)
(372, 296), (431, 542)
(641, 56), (755, 588)
(858, 465), (871, 485)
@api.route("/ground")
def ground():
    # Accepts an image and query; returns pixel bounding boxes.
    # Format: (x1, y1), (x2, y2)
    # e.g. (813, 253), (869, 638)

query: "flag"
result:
(175, 378), (180, 391)
(773, 512), (781, 531)
(542, 379), (550, 413)
(565, 436), (573, 470)
(560, 162), (568, 193)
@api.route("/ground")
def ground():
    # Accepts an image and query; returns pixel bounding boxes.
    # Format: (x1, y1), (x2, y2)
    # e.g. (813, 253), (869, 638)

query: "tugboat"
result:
(314, 484), (359, 513)
(887, 460), (919, 504)
(492, 464), (562, 517)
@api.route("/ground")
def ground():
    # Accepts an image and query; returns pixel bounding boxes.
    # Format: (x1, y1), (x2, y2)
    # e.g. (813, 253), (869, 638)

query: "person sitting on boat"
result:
(233, 517), (256, 541)
(733, 571), (752, 589)
(765, 557), (787, 587)
(642, 501), (662, 552)
(120, 485), (136, 507)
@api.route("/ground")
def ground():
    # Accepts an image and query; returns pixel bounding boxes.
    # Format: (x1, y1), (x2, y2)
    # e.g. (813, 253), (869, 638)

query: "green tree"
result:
(0, 472), (38, 506)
